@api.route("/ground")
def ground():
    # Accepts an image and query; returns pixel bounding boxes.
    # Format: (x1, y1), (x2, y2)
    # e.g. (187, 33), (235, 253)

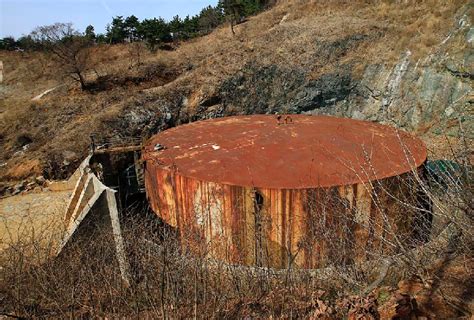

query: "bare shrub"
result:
(0, 132), (472, 318)
(128, 42), (144, 70)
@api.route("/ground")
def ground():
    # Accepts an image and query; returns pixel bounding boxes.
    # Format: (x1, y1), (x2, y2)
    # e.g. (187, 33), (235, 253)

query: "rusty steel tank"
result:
(142, 115), (428, 269)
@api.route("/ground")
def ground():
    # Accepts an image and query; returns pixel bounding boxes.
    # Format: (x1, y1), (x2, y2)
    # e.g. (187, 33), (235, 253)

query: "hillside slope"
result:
(0, 0), (472, 185)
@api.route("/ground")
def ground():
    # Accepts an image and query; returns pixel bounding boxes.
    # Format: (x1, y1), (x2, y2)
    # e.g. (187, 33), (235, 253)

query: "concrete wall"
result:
(58, 155), (131, 284)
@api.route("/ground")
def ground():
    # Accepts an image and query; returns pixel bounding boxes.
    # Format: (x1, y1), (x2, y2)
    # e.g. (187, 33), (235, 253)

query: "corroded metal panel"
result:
(145, 159), (423, 268)
(143, 115), (426, 189)
(143, 115), (427, 269)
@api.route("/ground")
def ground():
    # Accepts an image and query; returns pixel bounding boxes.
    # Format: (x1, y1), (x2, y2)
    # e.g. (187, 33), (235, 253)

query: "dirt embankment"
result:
(0, 0), (471, 187)
(0, 189), (70, 252)
(0, 2), (472, 317)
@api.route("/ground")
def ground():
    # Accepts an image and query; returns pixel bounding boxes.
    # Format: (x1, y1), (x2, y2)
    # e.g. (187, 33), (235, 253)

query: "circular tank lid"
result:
(143, 115), (427, 189)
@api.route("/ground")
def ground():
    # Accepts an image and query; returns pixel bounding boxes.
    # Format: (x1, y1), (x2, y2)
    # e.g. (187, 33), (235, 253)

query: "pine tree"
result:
(0, 37), (17, 50)
(84, 25), (96, 42)
(198, 6), (224, 33)
(107, 16), (127, 43)
(124, 15), (140, 42)
(137, 18), (171, 51)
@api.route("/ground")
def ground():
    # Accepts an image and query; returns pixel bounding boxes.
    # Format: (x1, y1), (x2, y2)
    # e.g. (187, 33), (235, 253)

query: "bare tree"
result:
(31, 23), (92, 90)
(128, 42), (143, 70)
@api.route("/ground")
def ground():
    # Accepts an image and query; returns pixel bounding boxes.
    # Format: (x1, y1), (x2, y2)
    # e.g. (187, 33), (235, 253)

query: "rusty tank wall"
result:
(144, 159), (423, 269)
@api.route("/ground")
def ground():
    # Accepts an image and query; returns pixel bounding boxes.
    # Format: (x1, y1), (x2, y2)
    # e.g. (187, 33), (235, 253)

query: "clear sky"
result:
(1, 0), (217, 38)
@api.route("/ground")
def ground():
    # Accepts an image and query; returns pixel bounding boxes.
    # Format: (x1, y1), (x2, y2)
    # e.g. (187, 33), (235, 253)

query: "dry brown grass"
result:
(0, 189), (68, 253)
(0, 2), (471, 316)
(0, 0), (468, 184)
(0, 145), (472, 318)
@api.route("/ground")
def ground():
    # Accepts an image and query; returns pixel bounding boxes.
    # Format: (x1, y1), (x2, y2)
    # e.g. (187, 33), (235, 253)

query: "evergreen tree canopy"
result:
(124, 15), (140, 41)
(198, 6), (224, 33)
(85, 25), (96, 41)
(137, 18), (171, 50)
(0, 37), (17, 50)
(1, 0), (274, 51)
(107, 16), (127, 44)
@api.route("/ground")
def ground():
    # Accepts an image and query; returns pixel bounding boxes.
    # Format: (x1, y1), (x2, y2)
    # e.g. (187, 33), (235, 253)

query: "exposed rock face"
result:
(103, 92), (186, 138)
(340, 20), (472, 135)
(321, 13), (472, 135)
(191, 10), (472, 137)
(219, 64), (306, 115)
(3, 2), (471, 184)
(197, 64), (357, 119)
(288, 69), (354, 112)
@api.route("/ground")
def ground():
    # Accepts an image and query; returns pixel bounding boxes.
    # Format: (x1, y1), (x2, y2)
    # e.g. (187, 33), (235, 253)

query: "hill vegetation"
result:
(0, 0), (470, 184)
(0, 0), (275, 51)
(0, 1), (472, 317)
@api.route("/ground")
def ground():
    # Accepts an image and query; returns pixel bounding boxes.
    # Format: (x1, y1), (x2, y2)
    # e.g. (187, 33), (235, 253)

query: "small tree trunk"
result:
(230, 20), (236, 35)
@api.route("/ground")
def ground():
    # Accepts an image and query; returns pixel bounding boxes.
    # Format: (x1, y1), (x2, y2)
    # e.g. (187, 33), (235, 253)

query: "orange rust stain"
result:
(143, 116), (427, 268)
(145, 160), (423, 268)
(143, 115), (426, 189)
